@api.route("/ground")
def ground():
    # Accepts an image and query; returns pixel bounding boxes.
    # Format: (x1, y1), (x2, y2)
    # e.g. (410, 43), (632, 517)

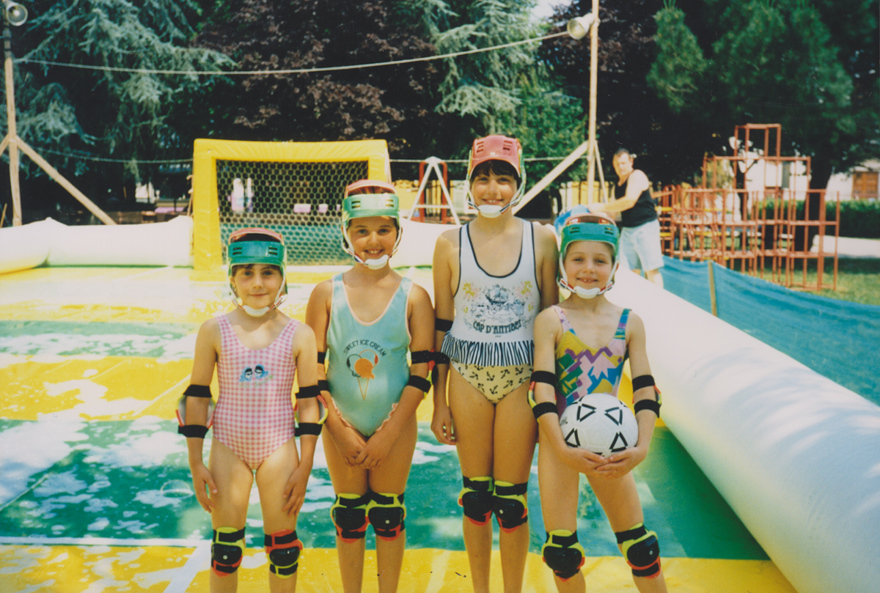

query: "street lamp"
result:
(2, 1), (27, 27)
(514, 8), (603, 214)
(567, 6), (604, 204)
(566, 13), (596, 41)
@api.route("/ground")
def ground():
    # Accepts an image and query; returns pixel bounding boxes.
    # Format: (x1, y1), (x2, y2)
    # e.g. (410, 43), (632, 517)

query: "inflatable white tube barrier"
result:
(0, 219), (54, 274)
(608, 270), (880, 593)
(390, 218), (453, 268)
(0, 216), (193, 273)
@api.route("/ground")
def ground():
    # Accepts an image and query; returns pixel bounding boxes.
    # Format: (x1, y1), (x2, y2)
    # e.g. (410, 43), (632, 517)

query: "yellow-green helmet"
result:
(341, 180), (402, 269)
(227, 227), (288, 315)
(557, 213), (620, 299)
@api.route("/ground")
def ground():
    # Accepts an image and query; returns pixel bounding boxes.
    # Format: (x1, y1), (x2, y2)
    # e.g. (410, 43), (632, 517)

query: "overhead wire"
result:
(18, 31), (569, 77)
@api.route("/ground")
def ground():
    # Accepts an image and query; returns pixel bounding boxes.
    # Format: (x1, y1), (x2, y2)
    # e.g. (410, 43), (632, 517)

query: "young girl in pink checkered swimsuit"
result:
(180, 228), (322, 593)
(212, 314), (300, 469)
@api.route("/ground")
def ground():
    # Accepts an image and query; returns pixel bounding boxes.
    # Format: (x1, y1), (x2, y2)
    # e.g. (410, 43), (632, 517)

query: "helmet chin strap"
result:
(233, 286), (287, 317)
(466, 186), (524, 219)
(356, 254), (391, 270)
(558, 260), (619, 299)
(476, 204), (506, 218)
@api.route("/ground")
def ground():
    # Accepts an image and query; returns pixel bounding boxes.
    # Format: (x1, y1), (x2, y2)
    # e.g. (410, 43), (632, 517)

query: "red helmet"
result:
(467, 135), (524, 179)
(344, 179), (396, 197)
(466, 135), (526, 216)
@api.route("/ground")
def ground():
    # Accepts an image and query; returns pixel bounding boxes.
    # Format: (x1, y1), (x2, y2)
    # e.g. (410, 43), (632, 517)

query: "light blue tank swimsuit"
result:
(326, 274), (412, 436)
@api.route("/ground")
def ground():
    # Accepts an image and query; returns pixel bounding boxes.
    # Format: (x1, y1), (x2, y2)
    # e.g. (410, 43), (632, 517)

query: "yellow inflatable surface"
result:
(0, 265), (797, 592)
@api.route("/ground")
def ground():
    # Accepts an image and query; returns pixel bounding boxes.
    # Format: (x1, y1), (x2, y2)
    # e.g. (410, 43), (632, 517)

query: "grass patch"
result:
(777, 258), (880, 306)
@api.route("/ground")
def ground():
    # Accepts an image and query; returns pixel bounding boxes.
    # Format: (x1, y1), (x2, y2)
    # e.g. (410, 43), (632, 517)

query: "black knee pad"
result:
(330, 493), (370, 542)
(492, 481), (528, 532)
(367, 492), (406, 540)
(542, 530), (586, 581)
(458, 476), (494, 526)
(616, 523), (661, 578)
(264, 529), (303, 578)
(212, 527), (246, 577)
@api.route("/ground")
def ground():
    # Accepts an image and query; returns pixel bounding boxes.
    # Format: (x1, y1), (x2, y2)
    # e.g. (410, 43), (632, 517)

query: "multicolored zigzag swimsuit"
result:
(553, 305), (630, 414)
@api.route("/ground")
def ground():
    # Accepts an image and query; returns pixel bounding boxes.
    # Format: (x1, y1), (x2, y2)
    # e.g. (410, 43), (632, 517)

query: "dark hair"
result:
(232, 262), (282, 276)
(231, 232), (281, 244)
(470, 160), (521, 186)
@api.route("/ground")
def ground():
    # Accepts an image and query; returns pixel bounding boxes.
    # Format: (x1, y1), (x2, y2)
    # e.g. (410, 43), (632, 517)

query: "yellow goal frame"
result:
(191, 138), (391, 275)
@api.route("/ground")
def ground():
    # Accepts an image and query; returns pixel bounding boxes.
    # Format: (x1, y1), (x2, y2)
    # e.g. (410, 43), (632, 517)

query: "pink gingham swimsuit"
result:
(212, 314), (298, 470)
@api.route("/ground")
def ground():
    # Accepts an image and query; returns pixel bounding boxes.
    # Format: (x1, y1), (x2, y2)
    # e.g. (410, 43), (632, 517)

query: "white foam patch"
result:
(0, 352), (25, 369)
(84, 417), (185, 468)
(133, 566), (182, 589)
(412, 440), (455, 464)
(39, 381), (162, 421)
(87, 517), (111, 531)
(33, 470), (88, 498)
(157, 334), (198, 362)
(39, 380), (114, 419)
(135, 489), (188, 510)
(301, 476), (335, 513)
(0, 544), (51, 576)
(0, 332), (193, 359)
(0, 420), (87, 507)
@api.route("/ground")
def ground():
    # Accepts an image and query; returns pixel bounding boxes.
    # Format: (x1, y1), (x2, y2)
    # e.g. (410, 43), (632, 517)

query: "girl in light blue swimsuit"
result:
(306, 179), (434, 593)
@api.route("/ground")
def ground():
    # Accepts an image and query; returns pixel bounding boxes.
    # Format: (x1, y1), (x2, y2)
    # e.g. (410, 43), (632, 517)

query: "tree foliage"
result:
(191, 0), (442, 168)
(646, 6), (707, 115)
(419, 0), (586, 182)
(538, 0), (700, 183)
(652, 0), (879, 188)
(9, 0), (230, 204)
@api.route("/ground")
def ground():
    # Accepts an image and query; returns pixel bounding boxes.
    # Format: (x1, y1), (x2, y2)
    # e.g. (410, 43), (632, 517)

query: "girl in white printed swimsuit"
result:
(179, 228), (323, 593)
(431, 135), (558, 593)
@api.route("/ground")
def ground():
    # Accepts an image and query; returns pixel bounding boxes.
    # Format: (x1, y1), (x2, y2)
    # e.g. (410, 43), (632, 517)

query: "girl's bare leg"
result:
(537, 434), (585, 593)
(208, 439), (255, 593)
(322, 430), (369, 593)
(256, 438), (301, 593)
(448, 368), (496, 593)
(588, 472), (668, 593)
(370, 416), (418, 593)
(493, 382), (537, 593)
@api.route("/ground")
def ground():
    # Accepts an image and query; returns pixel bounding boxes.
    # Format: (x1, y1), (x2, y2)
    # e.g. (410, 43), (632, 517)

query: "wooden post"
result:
(708, 259), (718, 317)
(1, 23), (116, 226)
(4, 25), (21, 226)
(586, 0), (600, 203)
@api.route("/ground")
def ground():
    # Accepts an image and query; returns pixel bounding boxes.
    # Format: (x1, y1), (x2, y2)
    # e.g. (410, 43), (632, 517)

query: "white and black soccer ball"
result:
(559, 393), (638, 457)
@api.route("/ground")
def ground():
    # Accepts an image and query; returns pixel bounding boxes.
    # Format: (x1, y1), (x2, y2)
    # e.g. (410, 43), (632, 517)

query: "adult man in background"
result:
(587, 148), (664, 287)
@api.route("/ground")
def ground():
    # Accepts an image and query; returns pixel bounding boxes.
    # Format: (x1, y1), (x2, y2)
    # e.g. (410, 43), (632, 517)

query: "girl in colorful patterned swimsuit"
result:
(531, 212), (668, 593)
(306, 180), (434, 593)
(431, 135), (559, 593)
(179, 228), (323, 593)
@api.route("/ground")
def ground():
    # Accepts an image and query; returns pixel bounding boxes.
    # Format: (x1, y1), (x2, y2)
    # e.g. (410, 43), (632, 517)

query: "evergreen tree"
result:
(191, 0), (442, 179)
(651, 0), (879, 190)
(6, 0), (231, 210)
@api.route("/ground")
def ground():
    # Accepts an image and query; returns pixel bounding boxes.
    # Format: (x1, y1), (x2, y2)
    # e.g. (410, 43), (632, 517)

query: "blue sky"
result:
(533, 0), (571, 20)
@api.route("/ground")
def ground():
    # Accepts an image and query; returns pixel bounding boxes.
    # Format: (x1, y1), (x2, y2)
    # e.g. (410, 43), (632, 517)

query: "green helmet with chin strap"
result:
(227, 227), (288, 315)
(558, 213), (620, 299)
(559, 214), (620, 261)
(341, 180), (402, 268)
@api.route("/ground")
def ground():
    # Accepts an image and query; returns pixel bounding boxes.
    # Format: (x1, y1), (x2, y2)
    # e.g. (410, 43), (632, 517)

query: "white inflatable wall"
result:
(0, 219), (54, 274)
(390, 218), (453, 268)
(0, 216), (193, 274)
(608, 270), (880, 593)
